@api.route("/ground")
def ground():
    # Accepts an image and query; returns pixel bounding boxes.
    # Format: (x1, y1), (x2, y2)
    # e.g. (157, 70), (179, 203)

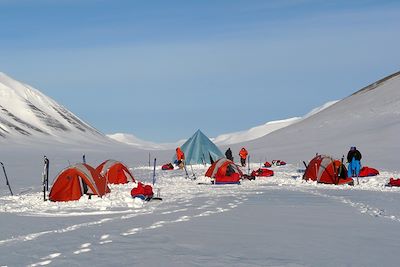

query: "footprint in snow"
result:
(161, 208), (188, 215)
(29, 260), (52, 266)
(121, 227), (143, 236)
(194, 210), (214, 217)
(99, 234), (113, 245)
(174, 215), (191, 222)
(147, 221), (166, 229)
(29, 252), (62, 266)
(73, 243), (91, 255)
(197, 204), (211, 210)
(228, 203), (238, 208)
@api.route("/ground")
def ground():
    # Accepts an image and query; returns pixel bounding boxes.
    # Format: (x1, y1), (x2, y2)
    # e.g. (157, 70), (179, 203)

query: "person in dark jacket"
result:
(225, 148), (234, 161)
(347, 146), (362, 177)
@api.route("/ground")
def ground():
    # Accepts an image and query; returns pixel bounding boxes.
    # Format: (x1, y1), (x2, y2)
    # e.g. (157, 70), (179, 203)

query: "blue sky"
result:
(1, 0), (399, 142)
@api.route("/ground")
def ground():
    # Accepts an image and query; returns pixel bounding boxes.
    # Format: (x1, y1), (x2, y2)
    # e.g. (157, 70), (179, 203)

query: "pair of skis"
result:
(42, 156), (50, 201)
(183, 161), (196, 180)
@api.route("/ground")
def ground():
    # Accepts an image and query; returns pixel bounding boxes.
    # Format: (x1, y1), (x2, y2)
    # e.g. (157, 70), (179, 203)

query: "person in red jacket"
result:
(239, 147), (248, 167)
(176, 147), (185, 169)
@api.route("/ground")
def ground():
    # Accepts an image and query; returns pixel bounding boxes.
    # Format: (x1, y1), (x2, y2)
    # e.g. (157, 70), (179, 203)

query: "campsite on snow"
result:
(1, 70), (400, 266)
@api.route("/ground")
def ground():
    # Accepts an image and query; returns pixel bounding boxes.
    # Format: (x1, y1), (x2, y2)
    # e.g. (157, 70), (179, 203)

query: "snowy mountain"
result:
(211, 117), (302, 146)
(0, 72), (109, 144)
(109, 101), (338, 149)
(233, 71), (400, 170)
(211, 101), (339, 146)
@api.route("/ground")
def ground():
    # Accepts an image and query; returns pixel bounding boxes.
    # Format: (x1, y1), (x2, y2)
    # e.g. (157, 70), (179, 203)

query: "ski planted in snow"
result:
(152, 158), (157, 185)
(0, 162), (13, 196)
(247, 155), (251, 175)
(42, 156), (49, 201)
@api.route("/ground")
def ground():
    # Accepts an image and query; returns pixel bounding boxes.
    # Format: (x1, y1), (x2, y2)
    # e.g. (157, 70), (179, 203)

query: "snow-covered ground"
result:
(1, 162), (400, 266)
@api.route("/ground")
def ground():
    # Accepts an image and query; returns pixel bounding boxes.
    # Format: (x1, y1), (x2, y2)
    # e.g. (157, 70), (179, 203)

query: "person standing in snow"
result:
(347, 146), (362, 177)
(239, 147), (248, 167)
(176, 147), (185, 169)
(225, 148), (234, 161)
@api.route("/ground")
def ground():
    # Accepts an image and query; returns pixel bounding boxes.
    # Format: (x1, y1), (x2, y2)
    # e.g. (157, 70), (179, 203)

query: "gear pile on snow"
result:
(162, 163), (174, 170)
(272, 160), (286, 166)
(251, 168), (274, 177)
(263, 162), (272, 167)
(358, 166), (379, 177)
(131, 182), (154, 200)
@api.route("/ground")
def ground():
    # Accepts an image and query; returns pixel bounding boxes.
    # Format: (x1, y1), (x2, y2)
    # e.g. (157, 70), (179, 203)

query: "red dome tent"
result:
(205, 158), (242, 184)
(303, 155), (353, 185)
(49, 163), (110, 202)
(96, 160), (135, 184)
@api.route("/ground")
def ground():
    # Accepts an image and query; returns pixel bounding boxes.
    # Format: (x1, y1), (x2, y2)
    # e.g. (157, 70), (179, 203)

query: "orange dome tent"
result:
(303, 155), (353, 185)
(205, 158), (242, 184)
(96, 160), (135, 184)
(49, 163), (110, 202)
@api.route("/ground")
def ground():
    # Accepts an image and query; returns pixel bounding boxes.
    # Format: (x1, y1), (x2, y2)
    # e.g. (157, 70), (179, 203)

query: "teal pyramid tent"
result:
(174, 130), (224, 165)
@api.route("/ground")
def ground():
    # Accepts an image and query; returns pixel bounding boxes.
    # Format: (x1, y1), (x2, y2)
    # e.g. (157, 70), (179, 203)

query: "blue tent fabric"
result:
(174, 130), (224, 165)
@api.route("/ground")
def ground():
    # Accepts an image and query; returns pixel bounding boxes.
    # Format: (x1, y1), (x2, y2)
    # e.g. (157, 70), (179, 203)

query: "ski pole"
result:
(302, 161), (308, 169)
(42, 168), (46, 201)
(190, 164), (196, 180)
(247, 155), (250, 175)
(152, 158), (156, 185)
(44, 156), (50, 191)
(0, 162), (13, 196)
(183, 160), (189, 179)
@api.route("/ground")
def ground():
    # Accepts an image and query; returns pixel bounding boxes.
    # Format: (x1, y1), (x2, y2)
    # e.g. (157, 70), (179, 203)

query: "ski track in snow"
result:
(28, 253), (61, 267)
(30, 195), (247, 265)
(292, 187), (400, 222)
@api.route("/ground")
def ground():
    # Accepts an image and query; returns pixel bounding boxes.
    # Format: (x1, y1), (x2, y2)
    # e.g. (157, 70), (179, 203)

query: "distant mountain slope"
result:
(211, 117), (302, 146)
(0, 72), (109, 144)
(109, 101), (337, 149)
(233, 71), (400, 170)
(107, 133), (185, 150)
(211, 100), (339, 146)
